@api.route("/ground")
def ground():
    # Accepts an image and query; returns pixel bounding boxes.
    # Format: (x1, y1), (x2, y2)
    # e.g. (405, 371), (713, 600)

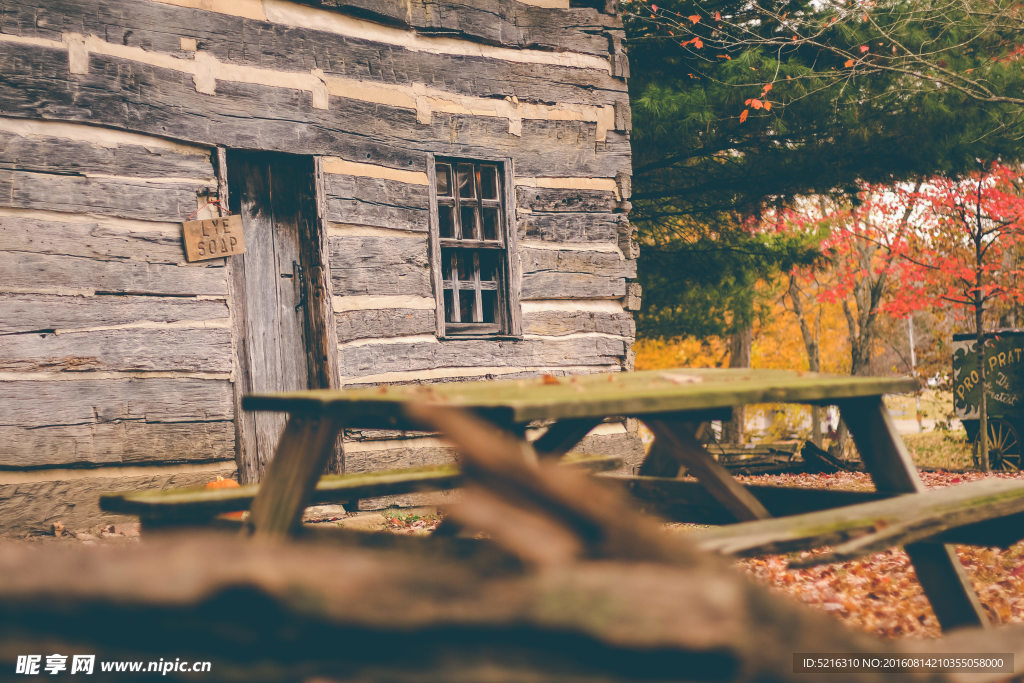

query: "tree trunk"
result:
(723, 327), (752, 444)
(788, 276), (824, 447)
(976, 298), (990, 472)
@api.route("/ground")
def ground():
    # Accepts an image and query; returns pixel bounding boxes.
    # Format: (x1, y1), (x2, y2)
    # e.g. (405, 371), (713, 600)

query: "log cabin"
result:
(0, 0), (641, 532)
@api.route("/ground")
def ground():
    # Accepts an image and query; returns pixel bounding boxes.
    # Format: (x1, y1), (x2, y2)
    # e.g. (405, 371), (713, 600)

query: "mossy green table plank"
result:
(243, 369), (918, 427)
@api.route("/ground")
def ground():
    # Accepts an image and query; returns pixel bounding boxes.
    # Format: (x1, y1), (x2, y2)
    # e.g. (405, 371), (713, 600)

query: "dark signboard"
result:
(952, 330), (1024, 420)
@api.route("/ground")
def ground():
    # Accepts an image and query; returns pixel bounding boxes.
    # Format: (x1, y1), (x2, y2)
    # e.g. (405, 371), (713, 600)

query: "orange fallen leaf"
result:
(541, 374), (561, 385)
(688, 14), (701, 24)
(205, 477), (240, 490)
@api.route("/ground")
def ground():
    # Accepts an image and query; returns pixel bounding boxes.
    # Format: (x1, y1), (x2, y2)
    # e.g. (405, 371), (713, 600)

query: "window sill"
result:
(438, 334), (524, 342)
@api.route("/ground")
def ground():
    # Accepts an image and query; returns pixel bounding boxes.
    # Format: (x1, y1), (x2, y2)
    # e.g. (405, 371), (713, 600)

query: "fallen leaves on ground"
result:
(733, 469), (1024, 638)
(382, 512), (442, 535)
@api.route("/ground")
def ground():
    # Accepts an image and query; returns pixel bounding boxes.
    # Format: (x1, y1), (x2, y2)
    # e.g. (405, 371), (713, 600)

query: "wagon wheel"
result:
(986, 419), (1022, 472)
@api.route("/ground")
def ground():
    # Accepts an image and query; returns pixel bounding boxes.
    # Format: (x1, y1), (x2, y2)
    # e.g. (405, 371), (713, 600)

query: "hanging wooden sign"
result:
(182, 215), (245, 262)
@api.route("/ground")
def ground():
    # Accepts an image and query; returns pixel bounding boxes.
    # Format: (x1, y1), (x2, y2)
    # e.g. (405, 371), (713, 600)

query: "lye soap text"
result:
(182, 215), (246, 262)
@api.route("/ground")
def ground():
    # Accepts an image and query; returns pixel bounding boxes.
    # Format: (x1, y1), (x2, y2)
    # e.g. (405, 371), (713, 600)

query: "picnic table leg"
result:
(642, 419), (770, 522)
(433, 417), (533, 538)
(638, 421), (710, 477)
(838, 396), (988, 631)
(246, 414), (343, 538)
(532, 418), (604, 459)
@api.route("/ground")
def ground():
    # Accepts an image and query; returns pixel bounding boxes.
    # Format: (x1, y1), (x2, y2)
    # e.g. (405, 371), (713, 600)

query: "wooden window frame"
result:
(427, 154), (522, 339)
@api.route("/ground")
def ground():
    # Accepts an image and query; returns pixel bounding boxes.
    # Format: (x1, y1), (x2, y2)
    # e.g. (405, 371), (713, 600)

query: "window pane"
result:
(481, 289), (497, 323)
(436, 163), (451, 197)
(481, 207), (500, 241)
(443, 289), (456, 323)
(460, 206), (479, 240)
(480, 165), (499, 200)
(441, 249), (453, 281)
(478, 251), (498, 282)
(438, 205), (454, 238)
(457, 164), (475, 199)
(459, 290), (475, 323)
(456, 251), (473, 281)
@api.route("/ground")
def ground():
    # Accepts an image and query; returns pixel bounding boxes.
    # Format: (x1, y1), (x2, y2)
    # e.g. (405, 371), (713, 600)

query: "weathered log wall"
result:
(0, 0), (638, 529)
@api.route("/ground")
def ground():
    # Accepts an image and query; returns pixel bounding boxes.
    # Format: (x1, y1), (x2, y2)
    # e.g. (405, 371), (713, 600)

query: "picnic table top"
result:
(242, 368), (918, 425)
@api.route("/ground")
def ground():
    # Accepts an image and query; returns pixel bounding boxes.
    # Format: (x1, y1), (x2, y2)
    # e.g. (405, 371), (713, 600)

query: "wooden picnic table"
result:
(238, 367), (989, 633)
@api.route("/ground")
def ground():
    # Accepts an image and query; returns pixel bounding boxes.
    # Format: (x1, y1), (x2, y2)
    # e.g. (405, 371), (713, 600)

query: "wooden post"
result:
(642, 419), (770, 522)
(246, 415), (343, 538)
(838, 396), (988, 631)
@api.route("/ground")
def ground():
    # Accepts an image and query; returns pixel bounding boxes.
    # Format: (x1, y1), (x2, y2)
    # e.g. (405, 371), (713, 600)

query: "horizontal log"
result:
(0, 168), (212, 222)
(0, 421), (234, 468)
(3, 0), (626, 98)
(519, 212), (626, 243)
(0, 128), (213, 179)
(520, 248), (636, 300)
(1, 251), (227, 297)
(0, 293), (228, 334)
(0, 466), (236, 534)
(0, 378), (234, 427)
(324, 175), (429, 231)
(340, 336), (627, 377)
(516, 187), (619, 213)
(336, 308), (436, 342)
(0, 45), (629, 179)
(339, 365), (622, 390)
(523, 309), (635, 338)
(522, 273), (626, 301)
(293, 0), (621, 56)
(345, 444), (456, 476)
(0, 215), (189, 264)
(0, 326), (231, 373)
(328, 235), (430, 297)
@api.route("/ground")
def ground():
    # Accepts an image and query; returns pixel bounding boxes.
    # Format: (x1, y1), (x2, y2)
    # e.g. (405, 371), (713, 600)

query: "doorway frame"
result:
(217, 148), (342, 482)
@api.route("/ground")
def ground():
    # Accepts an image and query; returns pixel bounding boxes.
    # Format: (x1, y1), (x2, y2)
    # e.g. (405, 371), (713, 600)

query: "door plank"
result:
(229, 152), (318, 481)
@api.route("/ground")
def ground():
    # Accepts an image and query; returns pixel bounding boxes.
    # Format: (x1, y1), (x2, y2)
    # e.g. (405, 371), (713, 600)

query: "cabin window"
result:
(429, 157), (520, 337)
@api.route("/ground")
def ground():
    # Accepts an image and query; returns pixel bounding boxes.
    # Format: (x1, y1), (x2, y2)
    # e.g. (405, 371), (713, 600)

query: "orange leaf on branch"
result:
(739, 109), (749, 123)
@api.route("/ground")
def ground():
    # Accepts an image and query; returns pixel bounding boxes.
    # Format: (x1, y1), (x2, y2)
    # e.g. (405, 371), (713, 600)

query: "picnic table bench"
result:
(101, 368), (1024, 632)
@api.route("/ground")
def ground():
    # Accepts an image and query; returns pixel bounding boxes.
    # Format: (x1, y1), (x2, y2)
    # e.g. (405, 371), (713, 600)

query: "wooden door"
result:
(225, 151), (339, 481)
